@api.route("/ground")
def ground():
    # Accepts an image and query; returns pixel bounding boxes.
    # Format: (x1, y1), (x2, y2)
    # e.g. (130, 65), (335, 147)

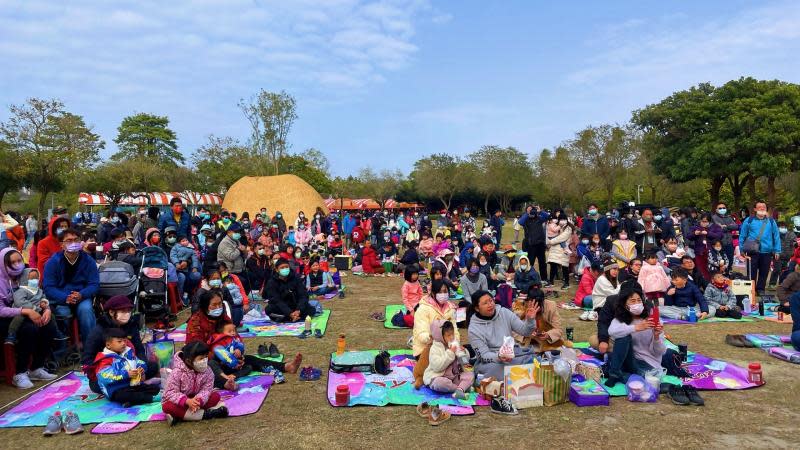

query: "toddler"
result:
(94, 328), (159, 406)
(5, 268), (48, 344)
(423, 320), (473, 399)
(162, 341), (229, 425)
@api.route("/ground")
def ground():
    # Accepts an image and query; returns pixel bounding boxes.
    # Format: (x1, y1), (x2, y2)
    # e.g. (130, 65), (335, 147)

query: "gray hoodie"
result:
(468, 307), (536, 365)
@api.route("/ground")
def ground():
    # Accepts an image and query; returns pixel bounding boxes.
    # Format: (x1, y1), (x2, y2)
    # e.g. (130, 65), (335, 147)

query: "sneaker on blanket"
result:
(43, 411), (63, 436)
(268, 342), (280, 358)
(257, 344), (270, 357)
(63, 411), (84, 434)
(490, 397), (518, 415)
(261, 367), (286, 384)
(587, 311), (598, 321)
(452, 388), (467, 400)
(668, 385), (690, 406)
(29, 367), (57, 381)
(683, 385), (704, 406)
(579, 310), (590, 321)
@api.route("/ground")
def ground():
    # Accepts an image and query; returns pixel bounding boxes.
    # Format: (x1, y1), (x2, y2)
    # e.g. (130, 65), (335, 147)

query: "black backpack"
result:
(373, 350), (391, 375)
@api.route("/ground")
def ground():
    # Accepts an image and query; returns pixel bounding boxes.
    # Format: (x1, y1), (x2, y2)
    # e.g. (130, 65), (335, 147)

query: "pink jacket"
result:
(162, 352), (216, 408)
(638, 261), (671, 294)
(294, 228), (312, 248)
(402, 281), (424, 312)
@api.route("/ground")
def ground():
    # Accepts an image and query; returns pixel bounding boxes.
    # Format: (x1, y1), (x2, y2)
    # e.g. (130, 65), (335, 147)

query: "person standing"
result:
(489, 210), (505, 245)
(24, 213), (38, 250)
(518, 206), (548, 282)
(739, 201), (781, 295)
(580, 204), (611, 251)
(711, 203), (739, 272)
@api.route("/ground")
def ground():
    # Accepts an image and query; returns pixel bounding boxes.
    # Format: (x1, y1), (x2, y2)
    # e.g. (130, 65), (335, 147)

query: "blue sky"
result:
(2, 0), (800, 176)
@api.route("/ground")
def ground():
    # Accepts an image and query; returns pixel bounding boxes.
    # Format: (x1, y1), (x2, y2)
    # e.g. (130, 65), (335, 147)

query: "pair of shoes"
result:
(579, 310), (591, 321)
(43, 411), (83, 436)
(669, 385), (704, 406)
(561, 283), (570, 291)
(202, 405), (229, 420)
(298, 330), (312, 339)
(29, 367), (57, 381)
(259, 342), (280, 358)
(490, 397), (518, 415)
(314, 328), (323, 339)
(299, 366), (322, 382)
(579, 310), (598, 321)
(369, 311), (386, 321)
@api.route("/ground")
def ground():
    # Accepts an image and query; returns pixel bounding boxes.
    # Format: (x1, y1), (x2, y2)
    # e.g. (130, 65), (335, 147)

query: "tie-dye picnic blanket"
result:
(661, 316), (754, 325)
(748, 303), (793, 323)
(326, 350), (489, 414)
(577, 342), (763, 395)
(743, 334), (800, 363)
(0, 372), (273, 428)
(166, 310), (331, 341)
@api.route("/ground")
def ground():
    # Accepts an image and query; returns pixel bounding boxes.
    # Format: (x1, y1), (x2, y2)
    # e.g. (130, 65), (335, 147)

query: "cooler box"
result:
(335, 255), (353, 271)
(569, 378), (609, 407)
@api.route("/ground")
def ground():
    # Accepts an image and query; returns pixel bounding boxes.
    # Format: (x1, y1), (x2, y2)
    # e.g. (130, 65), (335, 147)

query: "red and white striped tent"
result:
(78, 192), (223, 206)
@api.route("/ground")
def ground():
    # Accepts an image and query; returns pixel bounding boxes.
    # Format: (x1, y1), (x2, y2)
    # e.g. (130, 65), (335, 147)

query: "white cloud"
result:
(567, 1), (800, 86)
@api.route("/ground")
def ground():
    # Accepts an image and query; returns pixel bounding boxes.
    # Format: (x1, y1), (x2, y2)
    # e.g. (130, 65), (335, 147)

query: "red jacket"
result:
(352, 226), (366, 244)
(37, 216), (71, 274)
(574, 266), (597, 307)
(361, 246), (381, 273)
(185, 311), (232, 344)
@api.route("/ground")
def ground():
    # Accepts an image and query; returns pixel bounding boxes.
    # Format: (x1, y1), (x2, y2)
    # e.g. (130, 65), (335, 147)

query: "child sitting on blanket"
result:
(662, 268), (714, 321)
(162, 341), (229, 425)
(208, 322), (258, 390)
(423, 319), (474, 399)
(707, 240), (729, 276)
(5, 268), (48, 344)
(400, 265), (423, 327)
(306, 257), (336, 297)
(705, 273), (742, 319)
(95, 328), (160, 406)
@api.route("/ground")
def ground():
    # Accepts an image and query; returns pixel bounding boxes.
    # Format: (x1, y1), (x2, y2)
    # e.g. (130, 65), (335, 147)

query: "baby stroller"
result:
(137, 246), (170, 326)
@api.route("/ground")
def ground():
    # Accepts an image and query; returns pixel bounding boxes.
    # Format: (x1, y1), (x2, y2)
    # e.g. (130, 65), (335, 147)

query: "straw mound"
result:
(222, 174), (329, 218)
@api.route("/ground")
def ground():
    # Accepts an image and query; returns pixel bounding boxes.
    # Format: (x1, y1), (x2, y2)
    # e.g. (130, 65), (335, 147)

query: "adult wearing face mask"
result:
(82, 295), (157, 394)
(42, 228), (99, 342)
(217, 222), (246, 281)
(36, 215), (71, 274)
(518, 205), (549, 282)
(0, 248), (59, 389)
(159, 198), (191, 239)
(771, 221), (798, 287)
(739, 201), (782, 294)
(262, 259), (314, 323)
(580, 203), (611, 251)
(711, 203), (739, 267)
(272, 211), (287, 234)
(246, 243), (271, 294)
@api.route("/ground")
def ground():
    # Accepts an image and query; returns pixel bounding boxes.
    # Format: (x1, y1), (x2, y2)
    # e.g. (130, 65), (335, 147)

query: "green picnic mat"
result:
(600, 375), (682, 396)
(252, 353), (285, 363)
(384, 304), (408, 329)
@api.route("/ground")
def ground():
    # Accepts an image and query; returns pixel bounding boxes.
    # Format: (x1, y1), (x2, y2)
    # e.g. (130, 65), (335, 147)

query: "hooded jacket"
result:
(208, 333), (245, 369)
(217, 234), (245, 274)
(546, 225), (572, 267)
(590, 274), (620, 310)
(514, 255), (541, 294)
(170, 242), (200, 271)
(638, 261), (671, 294)
(360, 245), (381, 273)
(42, 250), (99, 306)
(468, 307), (536, 366)
(0, 248), (24, 318)
(82, 313), (146, 368)
(423, 319), (466, 385)
(162, 351), (215, 408)
(12, 268), (46, 310)
(411, 296), (458, 357)
(94, 345), (145, 397)
(36, 216), (71, 274)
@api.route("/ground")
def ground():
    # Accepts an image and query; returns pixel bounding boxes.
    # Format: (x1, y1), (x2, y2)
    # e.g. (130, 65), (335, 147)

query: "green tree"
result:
(0, 98), (103, 218)
(357, 167), (403, 209)
(239, 89), (298, 175)
(279, 155), (333, 194)
(80, 158), (167, 209)
(536, 146), (595, 209)
(470, 145), (534, 213)
(567, 124), (639, 210)
(113, 113), (183, 165)
(410, 153), (472, 211)
(0, 140), (23, 208)
(191, 135), (254, 192)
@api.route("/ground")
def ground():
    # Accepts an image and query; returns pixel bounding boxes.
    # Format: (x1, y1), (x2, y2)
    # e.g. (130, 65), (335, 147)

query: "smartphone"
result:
(649, 304), (660, 326)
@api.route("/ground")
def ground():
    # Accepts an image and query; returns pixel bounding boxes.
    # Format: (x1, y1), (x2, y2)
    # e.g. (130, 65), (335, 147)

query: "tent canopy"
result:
(323, 197), (422, 210)
(79, 192), (222, 206)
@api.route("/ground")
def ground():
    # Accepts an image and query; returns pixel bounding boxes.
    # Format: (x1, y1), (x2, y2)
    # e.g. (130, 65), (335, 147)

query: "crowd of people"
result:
(2, 197), (800, 426)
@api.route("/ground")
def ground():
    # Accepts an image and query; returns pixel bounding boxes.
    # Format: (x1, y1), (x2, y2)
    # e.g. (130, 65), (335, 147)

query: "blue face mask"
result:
(717, 208), (727, 216)
(231, 233), (241, 240)
(279, 267), (291, 277)
(208, 307), (223, 317)
(209, 279), (221, 288)
(27, 279), (39, 290)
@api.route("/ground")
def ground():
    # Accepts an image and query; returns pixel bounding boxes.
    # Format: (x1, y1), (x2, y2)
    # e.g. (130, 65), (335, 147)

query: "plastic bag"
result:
(499, 336), (515, 360)
(626, 375), (658, 402)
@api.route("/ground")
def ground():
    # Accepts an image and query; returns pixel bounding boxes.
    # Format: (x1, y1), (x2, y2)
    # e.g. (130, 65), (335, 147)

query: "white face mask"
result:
(435, 293), (449, 303)
(193, 358), (209, 372)
(756, 210), (767, 218)
(628, 303), (644, 316)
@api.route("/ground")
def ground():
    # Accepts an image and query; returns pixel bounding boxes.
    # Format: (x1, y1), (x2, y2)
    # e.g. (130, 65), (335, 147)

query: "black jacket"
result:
(400, 248), (419, 266)
(245, 255), (270, 293)
(262, 271), (310, 316)
(597, 294), (619, 345)
(81, 313), (145, 367)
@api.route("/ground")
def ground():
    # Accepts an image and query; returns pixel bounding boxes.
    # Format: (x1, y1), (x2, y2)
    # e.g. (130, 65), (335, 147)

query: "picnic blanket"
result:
(326, 350), (489, 414)
(748, 303), (793, 324)
(166, 310), (331, 341)
(742, 334), (800, 363)
(315, 289), (340, 300)
(383, 305), (408, 329)
(578, 342), (763, 395)
(0, 372), (274, 429)
(662, 316), (754, 325)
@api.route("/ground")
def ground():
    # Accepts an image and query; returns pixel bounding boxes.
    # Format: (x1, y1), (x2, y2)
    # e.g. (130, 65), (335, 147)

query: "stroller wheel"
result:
(65, 352), (82, 366)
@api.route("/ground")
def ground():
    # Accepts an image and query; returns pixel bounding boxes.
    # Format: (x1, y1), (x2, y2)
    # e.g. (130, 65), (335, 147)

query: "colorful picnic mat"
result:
(0, 372), (274, 428)
(166, 310), (331, 341)
(326, 350), (489, 414)
(315, 289), (340, 300)
(742, 334), (800, 363)
(662, 316), (754, 325)
(747, 303), (793, 324)
(383, 305), (408, 329)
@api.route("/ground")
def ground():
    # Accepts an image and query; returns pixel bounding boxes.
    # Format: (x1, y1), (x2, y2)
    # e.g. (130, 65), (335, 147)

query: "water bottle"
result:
(688, 306), (697, 323)
(743, 296), (752, 314)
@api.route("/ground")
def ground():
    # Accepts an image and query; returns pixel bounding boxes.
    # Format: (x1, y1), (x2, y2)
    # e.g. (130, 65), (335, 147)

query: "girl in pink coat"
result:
(638, 252), (671, 302)
(162, 341), (229, 425)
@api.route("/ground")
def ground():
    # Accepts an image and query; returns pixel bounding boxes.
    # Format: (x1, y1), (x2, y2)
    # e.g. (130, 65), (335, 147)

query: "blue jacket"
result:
(170, 244), (200, 271)
(459, 242), (475, 268)
(343, 214), (356, 235)
(581, 215), (610, 240)
(739, 216), (781, 254)
(158, 210), (192, 238)
(665, 281), (709, 313)
(43, 251), (100, 305)
(95, 346), (146, 397)
(397, 217), (410, 234)
(209, 333), (245, 369)
(514, 267), (541, 294)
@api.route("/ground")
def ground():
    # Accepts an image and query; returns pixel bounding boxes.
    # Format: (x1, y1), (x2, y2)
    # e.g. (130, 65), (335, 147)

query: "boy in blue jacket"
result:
(94, 328), (159, 406)
(661, 268), (715, 320)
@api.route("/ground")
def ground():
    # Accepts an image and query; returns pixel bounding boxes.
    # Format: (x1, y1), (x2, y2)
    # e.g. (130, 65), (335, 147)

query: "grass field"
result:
(0, 223), (798, 449)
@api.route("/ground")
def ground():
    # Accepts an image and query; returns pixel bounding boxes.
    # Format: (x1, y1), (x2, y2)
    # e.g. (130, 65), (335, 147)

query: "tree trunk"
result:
(606, 184), (614, 211)
(728, 174), (748, 210)
(37, 189), (49, 222)
(484, 194), (490, 218)
(766, 176), (777, 209)
(709, 176), (724, 210)
(649, 185), (657, 204)
(0, 189), (6, 209)
(747, 175), (757, 206)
